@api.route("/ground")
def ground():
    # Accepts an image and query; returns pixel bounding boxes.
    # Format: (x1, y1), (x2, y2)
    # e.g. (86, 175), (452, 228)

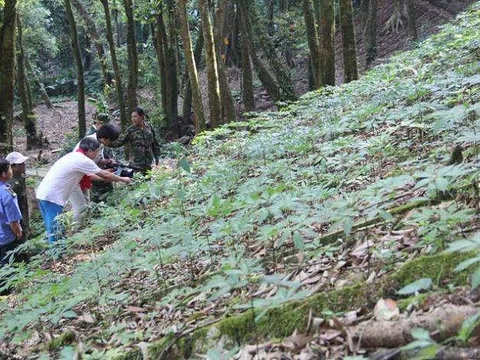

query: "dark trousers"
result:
(0, 239), (21, 295)
(0, 239), (20, 266)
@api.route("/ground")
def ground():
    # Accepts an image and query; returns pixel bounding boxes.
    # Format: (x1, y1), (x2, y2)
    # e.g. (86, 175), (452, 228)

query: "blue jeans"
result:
(38, 200), (64, 243)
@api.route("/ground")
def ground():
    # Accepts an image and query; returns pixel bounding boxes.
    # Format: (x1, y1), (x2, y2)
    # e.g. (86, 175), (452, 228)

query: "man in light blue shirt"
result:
(0, 157), (23, 266)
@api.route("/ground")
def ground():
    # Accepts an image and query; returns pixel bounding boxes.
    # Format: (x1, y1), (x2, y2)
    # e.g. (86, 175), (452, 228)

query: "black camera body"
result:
(114, 166), (135, 178)
(105, 162), (135, 178)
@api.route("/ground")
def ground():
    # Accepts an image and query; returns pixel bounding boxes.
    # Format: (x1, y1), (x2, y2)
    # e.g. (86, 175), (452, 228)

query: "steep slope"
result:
(2, 2), (480, 359)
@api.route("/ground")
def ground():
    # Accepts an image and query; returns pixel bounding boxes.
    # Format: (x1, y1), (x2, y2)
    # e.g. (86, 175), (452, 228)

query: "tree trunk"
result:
(182, 26), (204, 128)
(214, 0), (236, 123)
(65, 0), (86, 138)
(152, 16), (168, 123)
(247, 0), (297, 101)
(100, 0), (128, 131)
(155, 4), (178, 135)
(0, 0), (16, 152)
(199, 0), (222, 128)
(17, 14), (40, 149)
(241, 30), (255, 112)
(313, 0), (321, 41)
(280, 0), (294, 69)
(307, 56), (316, 91)
(351, 305), (477, 349)
(71, 0), (111, 87)
(319, 0), (335, 86)
(26, 71), (34, 110)
(26, 58), (54, 110)
(406, 0), (418, 42)
(113, 0), (121, 46)
(123, 0), (138, 116)
(362, 0), (378, 68)
(84, 34), (92, 70)
(266, 0), (275, 36)
(340, 0), (358, 83)
(229, 6), (240, 67)
(237, 0), (281, 103)
(166, 0), (179, 134)
(303, 0), (320, 87)
(178, 0), (206, 133)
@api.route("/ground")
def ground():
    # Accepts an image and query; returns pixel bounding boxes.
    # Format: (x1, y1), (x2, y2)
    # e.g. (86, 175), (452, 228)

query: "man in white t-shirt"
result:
(70, 124), (120, 223)
(36, 137), (131, 243)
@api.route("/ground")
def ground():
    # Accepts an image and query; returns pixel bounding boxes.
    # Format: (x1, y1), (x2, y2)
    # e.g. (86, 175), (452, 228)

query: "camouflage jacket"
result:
(111, 122), (161, 168)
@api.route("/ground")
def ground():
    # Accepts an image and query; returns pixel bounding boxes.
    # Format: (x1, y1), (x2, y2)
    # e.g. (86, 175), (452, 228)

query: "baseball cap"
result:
(6, 152), (29, 165)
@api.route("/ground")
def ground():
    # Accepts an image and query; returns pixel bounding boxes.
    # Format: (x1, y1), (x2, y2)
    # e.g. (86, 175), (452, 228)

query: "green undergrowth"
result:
(3, 2), (480, 358)
(113, 251), (472, 359)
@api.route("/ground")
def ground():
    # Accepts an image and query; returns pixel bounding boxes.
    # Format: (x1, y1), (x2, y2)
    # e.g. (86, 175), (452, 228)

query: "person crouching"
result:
(36, 137), (131, 243)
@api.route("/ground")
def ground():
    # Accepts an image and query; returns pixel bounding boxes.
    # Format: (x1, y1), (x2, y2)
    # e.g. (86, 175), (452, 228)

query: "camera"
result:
(105, 162), (135, 178)
(114, 165), (135, 178)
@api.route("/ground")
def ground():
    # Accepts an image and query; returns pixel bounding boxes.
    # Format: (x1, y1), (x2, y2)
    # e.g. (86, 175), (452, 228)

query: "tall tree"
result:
(266, 0), (275, 36)
(153, 4), (179, 135)
(340, 0), (358, 83)
(199, 0), (222, 128)
(165, 0), (179, 133)
(152, 15), (168, 123)
(406, 0), (418, 42)
(17, 14), (41, 149)
(214, 0), (236, 123)
(124, 0), (138, 116)
(113, 0), (121, 46)
(319, 0), (335, 86)
(240, 0), (297, 101)
(241, 27), (255, 112)
(362, 0), (378, 67)
(65, 0), (86, 138)
(0, 0), (17, 152)
(26, 59), (54, 110)
(280, 0), (294, 69)
(247, 0), (297, 101)
(182, 26), (204, 129)
(228, 6), (240, 67)
(71, 0), (111, 87)
(178, 0), (206, 133)
(100, 0), (128, 130)
(237, 0), (281, 103)
(303, 0), (320, 87)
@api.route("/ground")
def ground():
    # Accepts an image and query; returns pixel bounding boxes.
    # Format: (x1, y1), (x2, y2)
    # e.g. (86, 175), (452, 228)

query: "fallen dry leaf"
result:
(282, 330), (313, 353)
(374, 298), (399, 321)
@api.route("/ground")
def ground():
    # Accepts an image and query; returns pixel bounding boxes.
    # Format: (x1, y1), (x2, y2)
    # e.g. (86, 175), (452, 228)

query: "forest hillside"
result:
(3, 2), (480, 360)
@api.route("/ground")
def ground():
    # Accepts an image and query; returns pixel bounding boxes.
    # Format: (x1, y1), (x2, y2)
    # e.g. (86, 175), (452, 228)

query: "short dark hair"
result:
(97, 124), (120, 141)
(79, 137), (101, 151)
(132, 107), (144, 117)
(0, 157), (10, 175)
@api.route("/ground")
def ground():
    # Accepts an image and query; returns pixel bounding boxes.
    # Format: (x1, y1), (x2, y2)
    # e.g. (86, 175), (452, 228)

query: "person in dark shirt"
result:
(0, 158), (23, 267)
(5, 152), (29, 243)
(111, 107), (161, 173)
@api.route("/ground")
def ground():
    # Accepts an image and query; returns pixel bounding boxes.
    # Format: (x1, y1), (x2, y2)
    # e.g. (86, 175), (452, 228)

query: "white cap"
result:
(5, 152), (29, 165)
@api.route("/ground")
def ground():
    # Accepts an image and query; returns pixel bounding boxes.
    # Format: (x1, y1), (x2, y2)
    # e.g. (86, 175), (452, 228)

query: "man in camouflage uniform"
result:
(111, 107), (161, 173)
(5, 152), (29, 245)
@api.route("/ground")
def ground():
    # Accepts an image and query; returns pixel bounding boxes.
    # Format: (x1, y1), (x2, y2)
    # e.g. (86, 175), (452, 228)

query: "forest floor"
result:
(4, 3), (480, 359)
(4, 2), (480, 360)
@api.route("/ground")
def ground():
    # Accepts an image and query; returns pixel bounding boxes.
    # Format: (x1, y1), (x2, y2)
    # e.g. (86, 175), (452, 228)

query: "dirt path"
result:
(12, 100), (97, 168)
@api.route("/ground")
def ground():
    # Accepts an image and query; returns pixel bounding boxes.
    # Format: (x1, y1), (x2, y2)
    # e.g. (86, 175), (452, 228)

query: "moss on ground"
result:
(117, 251), (472, 358)
(46, 330), (76, 351)
(216, 251), (471, 344)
